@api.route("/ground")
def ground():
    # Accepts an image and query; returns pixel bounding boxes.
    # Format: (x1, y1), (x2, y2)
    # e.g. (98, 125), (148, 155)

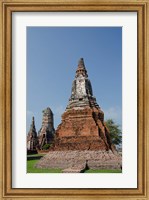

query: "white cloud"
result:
(104, 106), (122, 125)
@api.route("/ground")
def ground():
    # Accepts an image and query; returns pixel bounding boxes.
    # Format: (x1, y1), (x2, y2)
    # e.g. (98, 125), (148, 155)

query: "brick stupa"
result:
(27, 117), (38, 150)
(51, 58), (116, 152)
(38, 107), (55, 149)
(36, 58), (121, 171)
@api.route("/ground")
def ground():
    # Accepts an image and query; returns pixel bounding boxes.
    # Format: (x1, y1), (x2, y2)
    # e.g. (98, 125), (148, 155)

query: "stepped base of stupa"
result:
(35, 150), (122, 170)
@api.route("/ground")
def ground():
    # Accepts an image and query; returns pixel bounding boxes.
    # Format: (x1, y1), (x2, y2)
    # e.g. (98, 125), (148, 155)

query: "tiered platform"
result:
(35, 150), (122, 171)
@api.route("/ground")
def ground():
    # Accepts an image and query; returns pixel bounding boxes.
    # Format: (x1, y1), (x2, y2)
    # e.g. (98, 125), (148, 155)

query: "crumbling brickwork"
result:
(27, 117), (38, 150)
(38, 107), (55, 149)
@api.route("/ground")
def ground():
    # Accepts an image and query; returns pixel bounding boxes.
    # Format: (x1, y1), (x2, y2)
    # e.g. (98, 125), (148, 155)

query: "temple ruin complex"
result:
(35, 58), (121, 171)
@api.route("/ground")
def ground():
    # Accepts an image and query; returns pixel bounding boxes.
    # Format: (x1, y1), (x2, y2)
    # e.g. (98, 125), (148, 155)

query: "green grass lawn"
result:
(27, 154), (122, 173)
(27, 159), (62, 173)
(27, 154), (62, 173)
(27, 154), (45, 157)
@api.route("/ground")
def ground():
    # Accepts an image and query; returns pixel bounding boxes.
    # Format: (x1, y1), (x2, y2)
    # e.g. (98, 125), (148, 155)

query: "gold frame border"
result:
(0, 0), (148, 199)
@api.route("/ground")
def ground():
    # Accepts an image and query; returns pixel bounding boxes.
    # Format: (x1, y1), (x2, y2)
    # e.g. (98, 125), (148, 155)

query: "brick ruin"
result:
(27, 116), (38, 150)
(27, 107), (55, 150)
(38, 107), (55, 149)
(35, 58), (122, 171)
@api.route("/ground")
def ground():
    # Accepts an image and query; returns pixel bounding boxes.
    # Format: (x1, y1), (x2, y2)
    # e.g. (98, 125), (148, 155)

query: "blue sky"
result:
(27, 27), (122, 133)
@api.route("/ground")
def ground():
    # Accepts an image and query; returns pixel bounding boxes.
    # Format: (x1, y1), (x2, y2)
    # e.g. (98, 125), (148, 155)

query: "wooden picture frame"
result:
(0, 0), (148, 199)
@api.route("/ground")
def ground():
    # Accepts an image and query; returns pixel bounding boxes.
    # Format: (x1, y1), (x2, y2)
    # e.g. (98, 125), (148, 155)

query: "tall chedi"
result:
(36, 59), (121, 171)
(54, 58), (115, 152)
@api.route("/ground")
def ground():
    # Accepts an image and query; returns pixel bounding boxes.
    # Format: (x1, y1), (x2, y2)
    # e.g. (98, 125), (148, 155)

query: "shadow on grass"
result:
(27, 156), (43, 161)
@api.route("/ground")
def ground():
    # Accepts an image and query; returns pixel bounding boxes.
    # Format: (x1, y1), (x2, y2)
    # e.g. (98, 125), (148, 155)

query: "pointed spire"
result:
(76, 58), (88, 77)
(27, 116), (38, 150)
(78, 58), (86, 69)
(32, 116), (35, 125)
(28, 116), (37, 138)
(30, 116), (36, 131)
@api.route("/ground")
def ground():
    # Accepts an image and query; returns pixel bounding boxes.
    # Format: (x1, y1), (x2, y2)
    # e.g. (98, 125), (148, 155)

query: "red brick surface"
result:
(50, 106), (113, 152)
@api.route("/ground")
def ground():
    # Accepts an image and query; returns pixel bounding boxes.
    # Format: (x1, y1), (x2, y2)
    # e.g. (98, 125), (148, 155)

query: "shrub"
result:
(42, 143), (52, 150)
(105, 119), (122, 145)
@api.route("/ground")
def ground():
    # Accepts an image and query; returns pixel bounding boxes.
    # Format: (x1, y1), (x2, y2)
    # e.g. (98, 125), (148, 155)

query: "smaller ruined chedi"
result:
(36, 58), (121, 171)
(38, 107), (55, 149)
(27, 107), (55, 150)
(27, 117), (38, 150)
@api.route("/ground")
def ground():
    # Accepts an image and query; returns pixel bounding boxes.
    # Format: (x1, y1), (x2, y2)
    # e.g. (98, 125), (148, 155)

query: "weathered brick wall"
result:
(53, 107), (112, 151)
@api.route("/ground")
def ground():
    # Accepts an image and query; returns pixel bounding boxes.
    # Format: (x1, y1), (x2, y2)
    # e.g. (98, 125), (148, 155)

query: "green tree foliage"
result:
(42, 143), (52, 150)
(105, 119), (122, 145)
